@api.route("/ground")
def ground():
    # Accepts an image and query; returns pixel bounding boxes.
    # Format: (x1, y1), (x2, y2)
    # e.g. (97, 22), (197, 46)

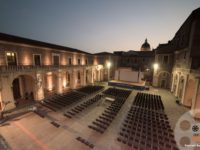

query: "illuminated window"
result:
(6, 52), (17, 66)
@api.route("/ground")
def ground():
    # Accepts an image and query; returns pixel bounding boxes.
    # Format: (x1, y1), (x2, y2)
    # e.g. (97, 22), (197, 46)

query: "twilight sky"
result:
(0, 0), (199, 53)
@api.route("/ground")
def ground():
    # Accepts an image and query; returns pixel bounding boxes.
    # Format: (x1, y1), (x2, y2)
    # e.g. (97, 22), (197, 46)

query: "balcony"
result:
(0, 64), (95, 74)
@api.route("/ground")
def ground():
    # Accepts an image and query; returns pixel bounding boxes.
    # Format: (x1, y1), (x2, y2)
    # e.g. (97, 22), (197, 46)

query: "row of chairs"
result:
(103, 88), (131, 99)
(133, 92), (164, 111)
(76, 85), (104, 95)
(76, 137), (94, 149)
(88, 98), (127, 134)
(64, 94), (103, 118)
(117, 93), (178, 150)
(41, 91), (86, 111)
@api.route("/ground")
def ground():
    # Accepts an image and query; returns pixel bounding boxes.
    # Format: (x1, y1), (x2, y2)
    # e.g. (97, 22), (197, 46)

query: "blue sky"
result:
(0, 0), (199, 53)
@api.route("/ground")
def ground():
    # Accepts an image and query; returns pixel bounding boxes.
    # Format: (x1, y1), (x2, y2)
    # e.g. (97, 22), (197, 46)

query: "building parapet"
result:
(0, 65), (96, 74)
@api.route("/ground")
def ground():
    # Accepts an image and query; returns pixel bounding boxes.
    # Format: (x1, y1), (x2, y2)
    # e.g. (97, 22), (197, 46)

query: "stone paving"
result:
(0, 86), (190, 150)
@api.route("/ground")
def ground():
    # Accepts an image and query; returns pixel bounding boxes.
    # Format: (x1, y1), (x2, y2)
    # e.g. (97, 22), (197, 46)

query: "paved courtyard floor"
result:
(0, 87), (190, 150)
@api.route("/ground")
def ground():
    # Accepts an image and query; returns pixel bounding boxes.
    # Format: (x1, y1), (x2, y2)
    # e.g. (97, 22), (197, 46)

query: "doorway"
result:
(12, 75), (35, 106)
(161, 79), (166, 88)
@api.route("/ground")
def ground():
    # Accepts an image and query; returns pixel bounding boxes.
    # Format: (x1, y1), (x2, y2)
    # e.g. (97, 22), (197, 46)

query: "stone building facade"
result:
(0, 33), (105, 111)
(153, 8), (200, 117)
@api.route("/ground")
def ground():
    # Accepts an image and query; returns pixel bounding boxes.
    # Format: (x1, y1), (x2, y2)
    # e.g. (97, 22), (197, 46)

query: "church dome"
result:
(141, 38), (151, 51)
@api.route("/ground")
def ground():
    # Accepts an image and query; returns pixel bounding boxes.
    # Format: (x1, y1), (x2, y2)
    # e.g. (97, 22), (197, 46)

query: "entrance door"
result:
(161, 80), (166, 88)
(34, 54), (41, 66)
(12, 78), (21, 99)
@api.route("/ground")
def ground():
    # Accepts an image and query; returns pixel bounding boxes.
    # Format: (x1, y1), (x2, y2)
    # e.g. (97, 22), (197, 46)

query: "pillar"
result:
(171, 74), (175, 92)
(0, 75), (15, 110)
(181, 74), (189, 104)
(81, 69), (86, 86)
(35, 73), (44, 101)
(70, 69), (76, 89)
(56, 71), (63, 94)
(91, 69), (94, 84)
(98, 70), (101, 81)
(175, 74), (180, 97)
(46, 72), (53, 91)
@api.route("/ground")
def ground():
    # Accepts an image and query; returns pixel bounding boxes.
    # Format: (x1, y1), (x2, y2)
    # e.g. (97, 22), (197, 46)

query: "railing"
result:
(0, 64), (96, 74)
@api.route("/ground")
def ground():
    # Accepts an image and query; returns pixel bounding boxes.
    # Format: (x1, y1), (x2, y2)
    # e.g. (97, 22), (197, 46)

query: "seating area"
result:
(133, 92), (164, 111)
(103, 88), (131, 99)
(41, 91), (86, 111)
(76, 137), (95, 149)
(64, 94), (103, 118)
(117, 92), (178, 150)
(88, 97), (127, 134)
(76, 85), (104, 94)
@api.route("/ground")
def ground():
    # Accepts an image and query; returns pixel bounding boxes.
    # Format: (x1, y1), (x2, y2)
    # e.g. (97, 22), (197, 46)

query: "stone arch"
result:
(158, 71), (171, 88)
(183, 79), (195, 107)
(12, 74), (35, 106)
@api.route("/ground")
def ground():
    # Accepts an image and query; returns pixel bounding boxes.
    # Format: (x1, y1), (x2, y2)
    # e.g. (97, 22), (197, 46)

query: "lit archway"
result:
(12, 75), (35, 106)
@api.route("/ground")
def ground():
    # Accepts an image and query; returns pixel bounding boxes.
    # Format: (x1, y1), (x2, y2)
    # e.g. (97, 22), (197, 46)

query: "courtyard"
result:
(0, 86), (189, 150)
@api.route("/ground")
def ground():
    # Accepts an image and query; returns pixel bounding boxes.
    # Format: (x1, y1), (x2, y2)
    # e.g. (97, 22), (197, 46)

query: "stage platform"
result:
(108, 80), (149, 90)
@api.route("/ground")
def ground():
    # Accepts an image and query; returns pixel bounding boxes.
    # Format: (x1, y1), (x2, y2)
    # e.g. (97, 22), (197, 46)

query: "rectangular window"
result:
(6, 52), (17, 66)
(33, 54), (41, 66)
(85, 59), (88, 65)
(78, 58), (81, 65)
(69, 58), (72, 65)
(52, 54), (60, 65)
(163, 56), (168, 64)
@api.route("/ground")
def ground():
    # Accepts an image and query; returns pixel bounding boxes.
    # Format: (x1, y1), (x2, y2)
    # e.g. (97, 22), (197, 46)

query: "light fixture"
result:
(153, 63), (159, 70)
(106, 61), (111, 69)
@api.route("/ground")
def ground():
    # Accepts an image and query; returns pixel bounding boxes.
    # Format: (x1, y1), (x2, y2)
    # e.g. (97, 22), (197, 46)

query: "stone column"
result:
(35, 73), (44, 101)
(56, 71), (63, 94)
(171, 74), (175, 92)
(181, 74), (189, 104)
(91, 69), (94, 84)
(97, 69), (101, 81)
(81, 69), (86, 86)
(175, 74), (180, 97)
(191, 77), (200, 116)
(0, 75), (16, 110)
(70, 69), (76, 89)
